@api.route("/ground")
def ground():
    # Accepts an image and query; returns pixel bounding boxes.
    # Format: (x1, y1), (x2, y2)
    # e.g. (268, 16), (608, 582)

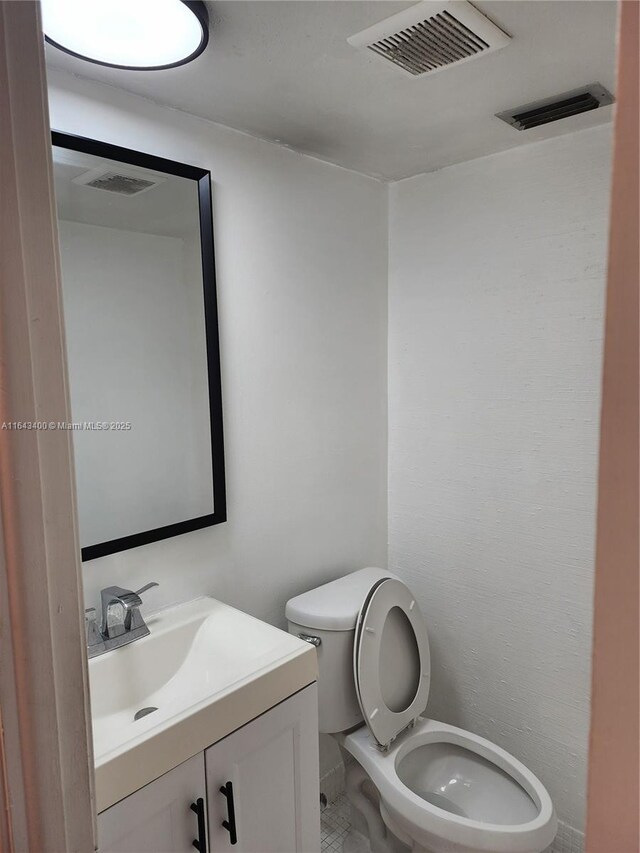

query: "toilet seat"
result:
(343, 718), (557, 853)
(354, 577), (431, 749)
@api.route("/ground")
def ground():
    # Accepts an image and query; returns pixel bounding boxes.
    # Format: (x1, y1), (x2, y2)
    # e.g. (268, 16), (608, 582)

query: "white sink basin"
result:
(89, 597), (316, 812)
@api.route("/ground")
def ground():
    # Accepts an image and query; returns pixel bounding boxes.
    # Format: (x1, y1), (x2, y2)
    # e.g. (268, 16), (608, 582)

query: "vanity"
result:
(50, 133), (320, 852)
(90, 597), (319, 853)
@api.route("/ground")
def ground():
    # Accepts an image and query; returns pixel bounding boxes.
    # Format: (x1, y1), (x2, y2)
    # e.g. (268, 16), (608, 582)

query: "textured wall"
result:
(388, 126), (612, 831)
(49, 71), (388, 632)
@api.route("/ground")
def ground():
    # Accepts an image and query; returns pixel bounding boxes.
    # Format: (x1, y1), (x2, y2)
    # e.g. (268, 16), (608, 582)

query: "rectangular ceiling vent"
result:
(347, 0), (511, 77)
(496, 84), (615, 131)
(72, 168), (164, 196)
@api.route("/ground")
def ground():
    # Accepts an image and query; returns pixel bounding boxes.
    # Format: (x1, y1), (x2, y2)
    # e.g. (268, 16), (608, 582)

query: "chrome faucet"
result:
(85, 582), (159, 659)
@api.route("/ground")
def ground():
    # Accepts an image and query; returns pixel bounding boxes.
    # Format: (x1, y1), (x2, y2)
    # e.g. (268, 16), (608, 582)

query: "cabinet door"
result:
(98, 753), (206, 853)
(205, 684), (320, 853)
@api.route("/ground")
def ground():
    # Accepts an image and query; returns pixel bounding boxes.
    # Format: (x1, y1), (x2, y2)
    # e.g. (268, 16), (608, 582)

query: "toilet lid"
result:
(353, 578), (430, 749)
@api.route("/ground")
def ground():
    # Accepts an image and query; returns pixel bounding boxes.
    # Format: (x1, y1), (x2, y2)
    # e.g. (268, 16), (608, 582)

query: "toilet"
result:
(286, 568), (557, 853)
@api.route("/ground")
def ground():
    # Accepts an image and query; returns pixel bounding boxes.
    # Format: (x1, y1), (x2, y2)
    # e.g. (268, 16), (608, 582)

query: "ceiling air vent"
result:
(347, 0), (510, 77)
(72, 168), (164, 196)
(496, 84), (614, 131)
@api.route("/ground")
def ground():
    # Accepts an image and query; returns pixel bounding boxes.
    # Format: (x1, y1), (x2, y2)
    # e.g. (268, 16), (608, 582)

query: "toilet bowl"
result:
(286, 568), (557, 853)
(342, 718), (555, 853)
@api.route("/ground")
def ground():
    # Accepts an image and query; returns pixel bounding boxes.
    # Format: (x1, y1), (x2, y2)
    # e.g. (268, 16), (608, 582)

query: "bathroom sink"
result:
(88, 597), (316, 812)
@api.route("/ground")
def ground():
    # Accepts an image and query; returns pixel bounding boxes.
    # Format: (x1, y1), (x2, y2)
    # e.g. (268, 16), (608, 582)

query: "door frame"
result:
(0, 1), (95, 850)
(585, 2), (640, 849)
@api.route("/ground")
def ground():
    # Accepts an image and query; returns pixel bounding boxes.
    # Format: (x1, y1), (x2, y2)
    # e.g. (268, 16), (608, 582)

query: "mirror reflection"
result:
(52, 139), (225, 560)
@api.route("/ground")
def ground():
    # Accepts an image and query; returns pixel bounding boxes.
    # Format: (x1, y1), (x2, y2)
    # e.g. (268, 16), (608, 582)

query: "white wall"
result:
(49, 71), (611, 808)
(59, 220), (213, 547)
(48, 71), (388, 650)
(388, 125), (612, 831)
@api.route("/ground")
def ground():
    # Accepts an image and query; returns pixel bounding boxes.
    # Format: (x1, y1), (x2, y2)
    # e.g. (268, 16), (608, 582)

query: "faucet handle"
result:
(135, 582), (159, 597)
(126, 583), (159, 633)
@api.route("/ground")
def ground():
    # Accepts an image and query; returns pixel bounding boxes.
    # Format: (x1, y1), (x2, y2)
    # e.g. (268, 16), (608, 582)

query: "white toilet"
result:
(286, 568), (557, 853)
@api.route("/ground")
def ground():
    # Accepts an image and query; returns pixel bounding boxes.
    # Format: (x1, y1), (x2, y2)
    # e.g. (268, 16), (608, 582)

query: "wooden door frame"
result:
(586, 2), (640, 850)
(0, 2), (95, 850)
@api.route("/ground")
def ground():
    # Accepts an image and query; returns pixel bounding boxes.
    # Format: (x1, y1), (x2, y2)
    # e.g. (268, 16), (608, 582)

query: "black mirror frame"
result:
(52, 131), (226, 561)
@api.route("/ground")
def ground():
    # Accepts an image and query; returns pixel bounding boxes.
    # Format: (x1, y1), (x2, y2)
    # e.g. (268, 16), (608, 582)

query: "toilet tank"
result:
(286, 567), (396, 734)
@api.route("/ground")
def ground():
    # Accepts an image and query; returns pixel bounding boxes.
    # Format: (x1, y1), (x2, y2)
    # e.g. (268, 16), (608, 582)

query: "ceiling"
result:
(45, 1), (618, 181)
(52, 147), (200, 238)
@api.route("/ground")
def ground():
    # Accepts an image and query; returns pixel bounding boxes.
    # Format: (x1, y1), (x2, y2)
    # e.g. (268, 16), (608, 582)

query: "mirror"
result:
(52, 132), (226, 561)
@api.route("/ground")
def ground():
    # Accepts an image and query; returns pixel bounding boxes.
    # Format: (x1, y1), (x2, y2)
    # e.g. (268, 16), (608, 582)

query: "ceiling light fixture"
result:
(42, 0), (209, 71)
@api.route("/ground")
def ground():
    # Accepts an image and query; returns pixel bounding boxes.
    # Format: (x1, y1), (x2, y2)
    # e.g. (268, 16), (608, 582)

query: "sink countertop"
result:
(89, 596), (317, 812)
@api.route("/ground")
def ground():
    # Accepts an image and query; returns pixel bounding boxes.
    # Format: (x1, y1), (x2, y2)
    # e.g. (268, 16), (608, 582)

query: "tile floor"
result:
(319, 792), (583, 853)
(321, 792), (352, 853)
(550, 821), (586, 853)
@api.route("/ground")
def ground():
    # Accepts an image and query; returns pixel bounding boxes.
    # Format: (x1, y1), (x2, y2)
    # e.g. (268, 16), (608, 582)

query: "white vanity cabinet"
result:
(97, 686), (320, 853)
(205, 685), (319, 853)
(97, 753), (206, 853)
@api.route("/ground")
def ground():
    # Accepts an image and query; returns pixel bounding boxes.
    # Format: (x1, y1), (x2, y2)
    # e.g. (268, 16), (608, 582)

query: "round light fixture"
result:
(42, 0), (209, 71)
